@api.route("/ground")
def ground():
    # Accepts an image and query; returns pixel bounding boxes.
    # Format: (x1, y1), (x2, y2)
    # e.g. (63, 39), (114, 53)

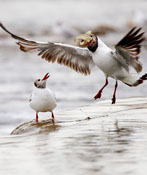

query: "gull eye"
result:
(38, 79), (41, 81)
(80, 40), (85, 45)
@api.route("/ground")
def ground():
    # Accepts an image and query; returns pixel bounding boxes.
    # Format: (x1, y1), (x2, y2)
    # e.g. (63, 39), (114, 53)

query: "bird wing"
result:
(114, 27), (145, 73)
(0, 23), (94, 75)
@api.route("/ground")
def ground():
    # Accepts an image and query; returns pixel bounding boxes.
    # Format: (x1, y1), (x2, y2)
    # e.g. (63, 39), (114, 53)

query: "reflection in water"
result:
(63, 118), (134, 174)
(1, 91), (147, 175)
(1, 97), (146, 175)
(0, 108), (147, 175)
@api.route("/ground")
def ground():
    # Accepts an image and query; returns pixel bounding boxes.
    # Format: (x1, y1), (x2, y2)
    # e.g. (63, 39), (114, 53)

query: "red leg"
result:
(94, 78), (108, 100)
(112, 81), (118, 104)
(52, 112), (55, 124)
(36, 112), (39, 122)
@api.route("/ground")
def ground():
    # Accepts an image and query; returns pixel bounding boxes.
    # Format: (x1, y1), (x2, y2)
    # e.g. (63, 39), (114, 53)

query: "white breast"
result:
(92, 39), (139, 84)
(92, 38), (127, 78)
(29, 88), (56, 113)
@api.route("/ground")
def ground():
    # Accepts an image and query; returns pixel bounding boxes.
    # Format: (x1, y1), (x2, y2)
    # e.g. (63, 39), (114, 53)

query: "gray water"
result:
(0, 0), (147, 174)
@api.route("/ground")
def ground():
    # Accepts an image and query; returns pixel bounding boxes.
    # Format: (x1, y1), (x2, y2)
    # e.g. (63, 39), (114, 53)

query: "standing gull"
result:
(29, 73), (56, 123)
(0, 23), (146, 104)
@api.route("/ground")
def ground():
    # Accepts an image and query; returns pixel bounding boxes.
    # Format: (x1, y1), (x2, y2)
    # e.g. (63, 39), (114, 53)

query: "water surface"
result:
(0, 0), (147, 174)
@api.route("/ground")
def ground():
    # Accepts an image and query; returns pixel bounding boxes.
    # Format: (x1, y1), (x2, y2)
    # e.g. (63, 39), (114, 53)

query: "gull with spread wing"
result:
(0, 23), (146, 104)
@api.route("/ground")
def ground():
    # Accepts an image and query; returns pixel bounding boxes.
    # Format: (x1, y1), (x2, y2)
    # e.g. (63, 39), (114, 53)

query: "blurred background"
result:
(0, 0), (147, 135)
(0, 1), (147, 175)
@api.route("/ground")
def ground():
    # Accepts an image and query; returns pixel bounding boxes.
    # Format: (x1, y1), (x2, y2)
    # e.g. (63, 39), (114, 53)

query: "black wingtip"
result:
(0, 22), (6, 30)
(116, 26), (145, 47)
(0, 22), (3, 26)
(0, 23), (32, 43)
(0, 22), (14, 36)
(131, 27), (144, 37)
(0, 22), (6, 31)
(125, 26), (144, 39)
(128, 26), (137, 34)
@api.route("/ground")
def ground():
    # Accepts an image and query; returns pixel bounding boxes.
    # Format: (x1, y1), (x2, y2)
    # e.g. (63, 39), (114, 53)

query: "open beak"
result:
(74, 34), (92, 46)
(42, 73), (50, 80)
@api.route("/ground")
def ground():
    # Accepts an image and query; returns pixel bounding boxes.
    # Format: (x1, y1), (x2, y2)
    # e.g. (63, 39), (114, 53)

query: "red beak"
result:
(42, 73), (50, 80)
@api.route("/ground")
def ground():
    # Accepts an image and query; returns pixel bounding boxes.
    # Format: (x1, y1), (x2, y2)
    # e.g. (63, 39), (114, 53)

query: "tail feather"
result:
(140, 74), (147, 80)
(133, 73), (147, 86)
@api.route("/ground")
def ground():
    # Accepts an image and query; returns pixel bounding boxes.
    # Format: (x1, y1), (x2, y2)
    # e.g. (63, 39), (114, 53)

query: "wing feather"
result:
(0, 23), (94, 75)
(114, 27), (145, 73)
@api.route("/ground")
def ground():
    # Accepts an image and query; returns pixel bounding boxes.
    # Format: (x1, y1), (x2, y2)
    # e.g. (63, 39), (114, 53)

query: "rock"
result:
(11, 97), (147, 135)
(11, 120), (60, 135)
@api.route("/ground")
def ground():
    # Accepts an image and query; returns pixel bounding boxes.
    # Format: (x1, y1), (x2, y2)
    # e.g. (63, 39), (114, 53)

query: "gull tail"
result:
(133, 73), (147, 86)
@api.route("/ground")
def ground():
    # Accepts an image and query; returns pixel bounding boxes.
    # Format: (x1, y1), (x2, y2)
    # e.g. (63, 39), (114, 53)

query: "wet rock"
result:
(11, 97), (147, 135)
(11, 120), (60, 135)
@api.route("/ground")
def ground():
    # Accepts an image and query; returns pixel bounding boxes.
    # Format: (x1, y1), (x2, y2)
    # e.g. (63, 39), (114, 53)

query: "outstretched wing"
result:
(0, 23), (94, 75)
(114, 27), (145, 73)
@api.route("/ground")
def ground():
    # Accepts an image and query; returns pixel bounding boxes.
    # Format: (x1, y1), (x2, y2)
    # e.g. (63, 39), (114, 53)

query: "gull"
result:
(29, 73), (56, 123)
(0, 23), (146, 104)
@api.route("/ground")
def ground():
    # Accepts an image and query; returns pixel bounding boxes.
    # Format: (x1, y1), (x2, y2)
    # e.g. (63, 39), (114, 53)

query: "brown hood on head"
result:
(74, 33), (93, 47)
(74, 31), (98, 52)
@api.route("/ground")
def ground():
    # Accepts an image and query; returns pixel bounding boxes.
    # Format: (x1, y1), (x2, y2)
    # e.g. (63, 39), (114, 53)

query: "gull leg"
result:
(36, 112), (39, 122)
(52, 112), (55, 124)
(94, 78), (108, 100)
(112, 81), (118, 104)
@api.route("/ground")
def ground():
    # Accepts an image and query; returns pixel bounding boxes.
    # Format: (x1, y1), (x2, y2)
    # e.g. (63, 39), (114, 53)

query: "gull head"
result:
(74, 31), (98, 51)
(34, 73), (50, 89)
